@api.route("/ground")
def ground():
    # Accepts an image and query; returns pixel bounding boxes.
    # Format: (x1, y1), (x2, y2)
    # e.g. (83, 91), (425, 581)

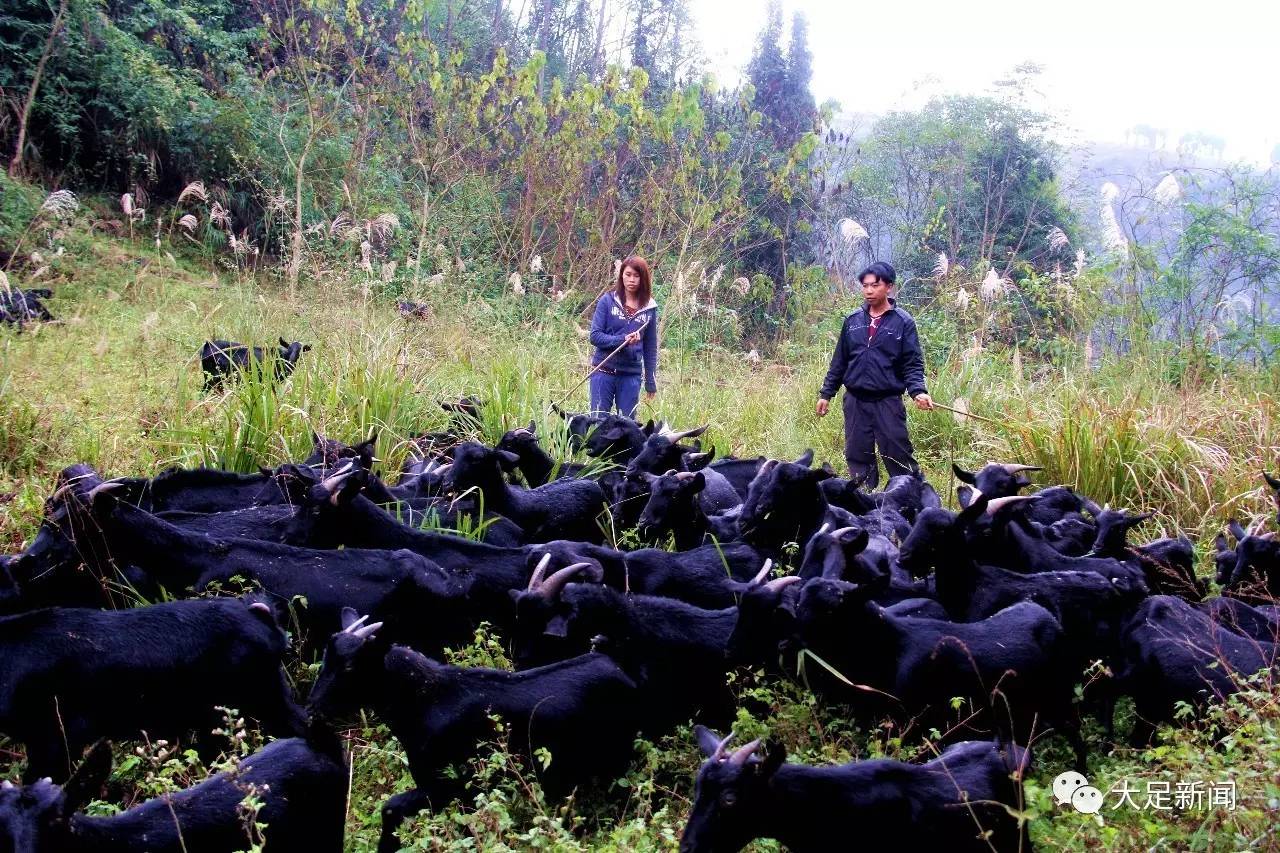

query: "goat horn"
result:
(342, 613), (371, 634)
(728, 739), (761, 766)
(320, 460), (358, 503)
(539, 562), (596, 601)
(764, 575), (804, 593)
(528, 553), (553, 591)
(984, 495), (1036, 516)
(248, 602), (272, 616)
(661, 424), (709, 443)
(995, 463), (1042, 474)
(829, 525), (861, 539)
(513, 427), (532, 437)
(1261, 532), (1277, 541)
(674, 471), (696, 481)
(87, 481), (125, 501)
(750, 559), (774, 586)
(711, 731), (735, 762)
(815, 522), (831, 537)
(0, 780), (12, 790)
(351, 620), (384, 640)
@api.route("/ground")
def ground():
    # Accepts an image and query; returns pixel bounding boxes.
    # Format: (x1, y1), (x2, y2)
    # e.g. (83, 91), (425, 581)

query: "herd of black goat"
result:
(1, 392), (1279, 852)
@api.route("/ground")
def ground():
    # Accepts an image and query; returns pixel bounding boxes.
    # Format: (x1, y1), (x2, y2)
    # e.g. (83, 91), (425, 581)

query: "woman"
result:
(588, 256), (659, 418)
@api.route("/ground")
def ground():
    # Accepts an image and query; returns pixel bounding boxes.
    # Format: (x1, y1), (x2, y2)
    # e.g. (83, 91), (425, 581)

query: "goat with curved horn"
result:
(748, 559), (775, 586)
(527, 553), (553, 591)
(660, 424), (709, 443)
(728, 739), (762, 766)
(537, 562), (599, 601)
(711, 731), (735, 762)
(993, 462), (1042, 475)
(86, 480), (126, 501)
(984, 495), (1038, 516)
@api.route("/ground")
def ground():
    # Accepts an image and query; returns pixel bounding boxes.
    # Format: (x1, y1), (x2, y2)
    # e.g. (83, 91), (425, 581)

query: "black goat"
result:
(199, 337), (310, 391)
(680, 730), (1030, 853)
(0, 287), (54, 327)
(737, 453), (833, 554)
(68, 483), (475, 653)
(0, 734), (347, 852)
(1222, 520), (1280, 602)
(444, 442), (607, 543)
(625, 423), (708, 474)
(529, 539), (765, 609)
(1088, 506), (1203, 599)
(306, 617), (638, 853)
(0, 598), (304, 781)
(795, 576), (1085, 768)
(951, 461), (1041, 499)
(510, 564), (744, 728)
(496, 421), (588, 486)
(1198, 597), (1280, 643)
(1115, 595), (1279, 744)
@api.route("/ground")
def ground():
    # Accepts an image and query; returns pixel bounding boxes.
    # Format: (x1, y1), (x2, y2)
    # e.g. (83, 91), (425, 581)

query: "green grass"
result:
(0, 204), (1278, 850)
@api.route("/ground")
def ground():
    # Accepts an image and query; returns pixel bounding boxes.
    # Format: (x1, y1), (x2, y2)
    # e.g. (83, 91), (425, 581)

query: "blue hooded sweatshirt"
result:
(589, 292), (659, 393)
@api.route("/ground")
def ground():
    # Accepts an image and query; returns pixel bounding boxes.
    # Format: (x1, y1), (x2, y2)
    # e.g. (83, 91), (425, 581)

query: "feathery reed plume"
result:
(1046, 226), (1069, 251)
(732, 276), (750, 296)
(933, 252), (949, 278)
(39, 190), (79, 219)
(178, 214), (198, 234)
(210, 201), (232, 231)
(979, 269), (1005, 302)
(508, 272), (525, 295)
(530, 254), (543, 274)
(177, 181), (208, 205)
(954, 287), (971, 310)
(1153, 173), (1181, 205)
(838, 218), (869, 243)
(329, 212), (353, 238)
(368, 213), (399, 247)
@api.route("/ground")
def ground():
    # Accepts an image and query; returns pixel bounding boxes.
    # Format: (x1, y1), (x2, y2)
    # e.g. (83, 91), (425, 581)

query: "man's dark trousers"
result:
(842, 392), (917, 490)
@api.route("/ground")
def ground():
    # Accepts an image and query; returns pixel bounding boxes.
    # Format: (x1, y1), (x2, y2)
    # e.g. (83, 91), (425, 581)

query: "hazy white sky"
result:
(691, 0), (1280, 164)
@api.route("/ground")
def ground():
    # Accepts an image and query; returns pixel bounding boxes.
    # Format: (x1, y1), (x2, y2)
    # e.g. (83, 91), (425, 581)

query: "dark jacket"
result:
(590, 292), (659, 393)
(819, 299), (927, 401)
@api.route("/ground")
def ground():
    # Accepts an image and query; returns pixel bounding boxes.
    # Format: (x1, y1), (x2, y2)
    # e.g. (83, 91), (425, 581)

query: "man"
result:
(816, 261), (933, 489)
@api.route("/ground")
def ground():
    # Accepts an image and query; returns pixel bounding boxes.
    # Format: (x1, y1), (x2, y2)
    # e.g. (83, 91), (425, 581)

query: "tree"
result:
(778, 11), (816, 148)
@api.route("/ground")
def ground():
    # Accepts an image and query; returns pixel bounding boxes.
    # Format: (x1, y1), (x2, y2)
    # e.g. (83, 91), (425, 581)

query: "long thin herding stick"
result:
(548, 317), (650, 413)
(927, 399), (1005, 427)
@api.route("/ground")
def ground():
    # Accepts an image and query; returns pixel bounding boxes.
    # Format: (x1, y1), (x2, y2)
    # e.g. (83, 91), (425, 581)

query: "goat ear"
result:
(694, 725), (725, 758)
(339, 607), (362, 631)
(641, 419), (656, 436)
(758, 740), (786, 777)
(527, 420), (537, 434)
(301, 343), (312, 352)
(688, 472), (706, 492)
(1213, 533), (1228, 553)
(544, 614), (570, 638)
(1228, 519), (1247, 541)
(957, 492), (991, 526)
(1264, 472), (1280, 491)
(279, 337), (289, 348)
(599, 426), (627, 442)
(956, 485), (974, 508)
(497, 450), (522, 471)
(63, 741), (113, 812)
(793, 449), (814, 467)
(952, 464), (976, 484)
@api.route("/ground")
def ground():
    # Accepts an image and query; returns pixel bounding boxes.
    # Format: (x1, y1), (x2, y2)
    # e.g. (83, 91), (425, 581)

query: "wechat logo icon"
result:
(1053, 771), (1103, 814)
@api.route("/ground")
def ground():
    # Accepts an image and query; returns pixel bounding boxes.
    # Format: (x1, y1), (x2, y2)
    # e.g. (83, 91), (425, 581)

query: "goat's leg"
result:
(378, 788), (432, 853)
